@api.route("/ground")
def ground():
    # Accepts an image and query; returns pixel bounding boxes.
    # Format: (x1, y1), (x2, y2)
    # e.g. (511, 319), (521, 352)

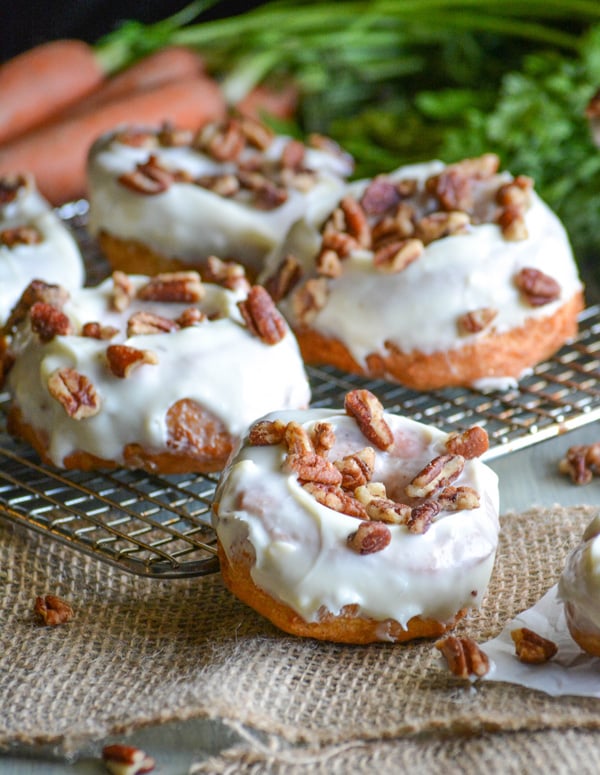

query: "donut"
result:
(212, 389), (500, 643)
(2, 268), (310, 473)
(86, 117), (353, 278)
(559, 514), (600, 656)
(0, 173), (84, 325)
(262, 154), (584, 390)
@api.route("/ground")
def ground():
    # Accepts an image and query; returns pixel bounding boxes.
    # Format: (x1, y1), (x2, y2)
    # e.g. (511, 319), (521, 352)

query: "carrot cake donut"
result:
(2, 269), (310, 473)
(263, 154), (584, 390)
(86, 117), (353, 277)
(213, 389), (500, 643)
(0, 174), (84, 325)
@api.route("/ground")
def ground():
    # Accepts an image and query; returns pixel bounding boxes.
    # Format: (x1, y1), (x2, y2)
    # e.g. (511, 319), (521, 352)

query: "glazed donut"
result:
(263, 154), (584, 390)
(2, 268), (310, 473)
(86, 117), (353, 278)
(559, 514), (600, 656)
(0, 174), (84, 325)
(213, 389), (500, 643)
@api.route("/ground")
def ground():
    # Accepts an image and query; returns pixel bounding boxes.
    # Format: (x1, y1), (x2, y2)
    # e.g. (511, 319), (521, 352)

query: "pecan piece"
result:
(445, 426), (489, 459)
(203, 255), (250, 292)
(137, 271), (204, 303)
(102, 744), (156, 775)
(238, 285), (286, 344)
(111, 271), (134, 312)
(415, 211), (470, 244)
(291, 277), (329, 325)
(511, 627), (558, 664)
(127, 311), (178, 336)
(176, 307), (206, 327)
(360, 177), (401, 215)
(436, 485), (480, 511)
(405, 454), (465, 499)
(311, 421), (336, 456)
(497, 204), (528, 241)
(436, 635), (490, 679)
(3, 280), (69, 334)
(284, 421), (314, 456)
(48, 367), (100, 419)
(157, 124), (194, 147)
(344, 389), (393, 451)
(284, 452), (343, 486)
(195, 173), (240, 197)
(355, 488), (411, 525)
(248, 419), (287, 446)
(558, 443), (600, 485)
(303, 481), (368, 518)
(0, 173), (27, 204)
(316, 248), (344, 278)
(264, 254), (302, 302)
(340, 196), (371, 248)
(30, 301), (71, 342)
(407, 500), (440, 533)
(457, 307), (498, 336)
(0, 225), (42, 246)
(371, 202), (416, 246)
(34, 594), (74, 626)
(239, 115), (274, 150)
(347, 521), (391, 554)
(237, 169), (288, 210)
(114, 128), (159, 148)
(106, 344), (159, 378)
(195, 118), (245, 161)
(334, 447), (376, 490)
(81, 322), (119, 340)
(496, 176), (532, 209)
(373, 238), (423, 273)
(281, 138), (306, 169)
(118, 155), (174, 195)
(515, 267), (560, 306)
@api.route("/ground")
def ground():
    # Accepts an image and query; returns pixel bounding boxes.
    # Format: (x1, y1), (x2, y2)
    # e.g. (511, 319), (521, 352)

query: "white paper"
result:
(481, 585), (600, 697)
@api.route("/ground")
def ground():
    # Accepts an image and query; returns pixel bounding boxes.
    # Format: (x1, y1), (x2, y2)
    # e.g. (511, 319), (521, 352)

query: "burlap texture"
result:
(1, 504), (599, 758)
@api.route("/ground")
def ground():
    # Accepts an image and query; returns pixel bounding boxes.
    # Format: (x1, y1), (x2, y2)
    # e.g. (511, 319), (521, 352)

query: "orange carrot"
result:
(0, 39), (105, 145)
(61, 46), (206, 118)
(0, 76), (226, 205)
(236, 81), (299, 122)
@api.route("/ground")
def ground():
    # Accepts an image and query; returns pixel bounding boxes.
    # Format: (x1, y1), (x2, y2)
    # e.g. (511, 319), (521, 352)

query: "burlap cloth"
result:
(2, 504), (600, 768)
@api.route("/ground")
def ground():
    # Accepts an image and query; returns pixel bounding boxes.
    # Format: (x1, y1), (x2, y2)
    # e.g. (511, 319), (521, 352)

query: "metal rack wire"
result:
(0, 203), (598, 577)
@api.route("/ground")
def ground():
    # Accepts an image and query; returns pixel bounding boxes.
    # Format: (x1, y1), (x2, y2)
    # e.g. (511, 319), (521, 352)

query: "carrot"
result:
(0, 76), (226, 205)
(60, 46), (206, 118)
(236, 81), (299, 122)
(0, 39), (105, 145)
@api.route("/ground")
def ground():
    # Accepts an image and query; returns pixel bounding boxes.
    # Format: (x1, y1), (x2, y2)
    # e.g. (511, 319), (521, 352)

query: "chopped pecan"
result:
(436, 635), (490, 679)
(437, 485), (480, 511)
(558, 443), (600, 485)
(203, 255), (250, 291)
(48, 367), (101, 419)
(34, 594), (74, 626)
(426, 169), (473, 212)
(0, 173), (27, 204)
(239, 115), (275, 150)
(106, 344), (158, 378)
(291, 278), (329, 325)
(102, 744), (155, 775)
(395, 177), (419, 198)
(354, 481), (387, 501)
(344, 389), (393, 451)
(195, 119), (245, 161)
(496, 176), (532, 209)
(303, 481), (367, 518)
(511, 627), (558, 664)
(371, 202), (416, 246)
(111, 271), (134, 312)
(29, 301), (71, 342)
(515, 267), (560, 306)
(347, 520), (391, 554)
(360, 177), (400, 215)
(176, 307), (206, 327)
(355, 489), (411, 525)
(284, 452), (343, 486)
(284, 421), (314, 456)
(281, 138), (306, 169)
(320, 228), (359, 259)
(157, 124), (194, 147)
(405, 454), (465, 499)
(127, 311), (178, 336)
(311, 421), (336, 456)
(445, 426), (489, 459)
(81, 321), (119, 340)
(114, 128), (159, 149)
(406, 500), (440, 533)
(340, 196), (371, 248)
(118, 155), (174, 194)
(237, 169), (288, 209)
(238, 285), (286, 344)
(264, 254), (302, 302)
(415, 211), (470, 245)
(457, 307), (498, 335)
(248, 419), (287, 446)
(334, 447), (376, 490)
(195, 173), (240, 197)
(0, 225), (42, 246)
(137, 271), (204, 304)
(316, 248), (344, 278)
(3, 280), (69, 334)
(373, 238), (423, 273)
(497, 205), (528, 241)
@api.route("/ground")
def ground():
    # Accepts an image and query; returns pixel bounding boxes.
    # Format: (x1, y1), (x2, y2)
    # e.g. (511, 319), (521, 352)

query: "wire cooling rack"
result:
(0, 202), (599, 577)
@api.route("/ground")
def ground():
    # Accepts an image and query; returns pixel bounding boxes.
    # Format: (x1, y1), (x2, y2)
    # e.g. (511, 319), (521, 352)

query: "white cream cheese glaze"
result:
(87, 128), (353, 273)
(0, 176), (84, 324)
(6, 275), (311, 468)
(559, 515), (600, 633)
(213, 408), (500, 629)
(272, 160), (582, 371)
